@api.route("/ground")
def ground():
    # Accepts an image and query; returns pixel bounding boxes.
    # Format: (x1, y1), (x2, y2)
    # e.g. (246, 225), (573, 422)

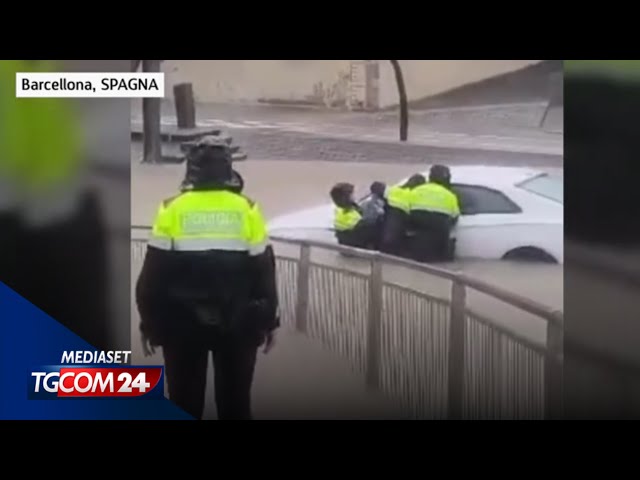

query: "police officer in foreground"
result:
(407, 165), (460, 262)
(377, 174), (426, 257)
(135, 137), (279, 420)
(330, 182), (379, 249)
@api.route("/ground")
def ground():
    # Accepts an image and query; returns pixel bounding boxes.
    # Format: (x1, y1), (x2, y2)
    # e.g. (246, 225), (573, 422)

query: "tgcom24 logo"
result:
(28, 350), (165, 400)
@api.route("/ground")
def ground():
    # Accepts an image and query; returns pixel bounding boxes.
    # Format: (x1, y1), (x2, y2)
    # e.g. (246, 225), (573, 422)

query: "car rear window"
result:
(517, 174), (564, 204)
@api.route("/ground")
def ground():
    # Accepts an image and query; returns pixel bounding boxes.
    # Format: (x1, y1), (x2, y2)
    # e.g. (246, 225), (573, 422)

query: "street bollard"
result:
(174, 83), (196, 129)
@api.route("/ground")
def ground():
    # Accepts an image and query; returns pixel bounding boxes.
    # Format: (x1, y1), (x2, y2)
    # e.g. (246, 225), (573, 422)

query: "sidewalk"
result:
(130, 317), (404, 419)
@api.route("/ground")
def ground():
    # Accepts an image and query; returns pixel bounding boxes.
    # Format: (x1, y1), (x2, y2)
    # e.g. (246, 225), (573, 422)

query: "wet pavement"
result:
(131, 101), (563, 157)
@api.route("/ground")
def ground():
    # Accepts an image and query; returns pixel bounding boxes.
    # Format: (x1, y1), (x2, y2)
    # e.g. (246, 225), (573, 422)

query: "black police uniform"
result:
(406, 167), (459, 262)
(331, 183), (380, 250)
(378, 175), (426, 258)
(135, 141), (279, 420)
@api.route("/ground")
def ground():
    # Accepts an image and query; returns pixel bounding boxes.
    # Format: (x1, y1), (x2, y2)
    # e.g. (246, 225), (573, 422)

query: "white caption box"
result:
(16, 72), (165, 98)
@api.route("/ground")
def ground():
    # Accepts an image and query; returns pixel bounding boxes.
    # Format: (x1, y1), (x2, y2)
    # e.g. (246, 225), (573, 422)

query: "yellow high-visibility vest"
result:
(150, 190), (268, 256)
(384, 185), (411, 213)
(409, 182), (460, 218)
(334, 207), (362, 232)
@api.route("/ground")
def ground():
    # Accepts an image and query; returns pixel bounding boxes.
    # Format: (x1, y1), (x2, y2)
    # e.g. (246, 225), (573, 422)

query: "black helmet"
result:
(330, 182), (355, 208)
(370, 181), (386, 198)
(185, 136), (233, 187)
(403, 173), (426, 189)
(429, 165), (451, 186)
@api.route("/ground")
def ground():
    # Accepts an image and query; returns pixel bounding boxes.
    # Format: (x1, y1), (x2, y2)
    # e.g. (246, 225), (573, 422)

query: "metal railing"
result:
(131, 226), (563, 420)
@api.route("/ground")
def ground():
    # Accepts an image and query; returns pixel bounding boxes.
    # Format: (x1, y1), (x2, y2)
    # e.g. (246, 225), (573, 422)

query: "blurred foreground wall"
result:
(565, 60), (640, 418)
(61, 60), (132, 352)
(55, 61), (131, 351)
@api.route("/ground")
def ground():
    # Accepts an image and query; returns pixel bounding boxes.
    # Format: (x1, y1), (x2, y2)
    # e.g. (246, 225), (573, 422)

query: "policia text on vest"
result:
(149, 191), (267, 253)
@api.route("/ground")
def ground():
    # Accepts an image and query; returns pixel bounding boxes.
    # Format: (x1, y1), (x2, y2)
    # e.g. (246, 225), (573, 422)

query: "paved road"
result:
(132, 136), (561, 171)
(131, 101), (563, 157)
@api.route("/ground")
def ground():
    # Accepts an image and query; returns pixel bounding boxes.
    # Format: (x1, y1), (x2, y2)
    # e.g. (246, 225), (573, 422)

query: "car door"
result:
(449, 183), (524, 258)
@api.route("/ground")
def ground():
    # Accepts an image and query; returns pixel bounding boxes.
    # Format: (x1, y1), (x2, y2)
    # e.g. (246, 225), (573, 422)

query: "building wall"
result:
(162, 60), (543, 108)
(377, 60), (542, 108)
(163, 60), (351, 106)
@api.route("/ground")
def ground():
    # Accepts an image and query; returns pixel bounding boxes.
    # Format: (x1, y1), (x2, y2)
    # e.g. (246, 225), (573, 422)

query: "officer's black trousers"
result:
(163, 337), (259, 420)
(336, 221), (381, 250)
(379, 208), (409, 257)
(408, 211), (455, 263)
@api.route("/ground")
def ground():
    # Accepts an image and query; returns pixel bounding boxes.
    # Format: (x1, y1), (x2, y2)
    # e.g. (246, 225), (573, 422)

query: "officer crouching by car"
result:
(407, 165), (460, 262)
(135, 137), (279, 420)
(330, 182), (380, 250)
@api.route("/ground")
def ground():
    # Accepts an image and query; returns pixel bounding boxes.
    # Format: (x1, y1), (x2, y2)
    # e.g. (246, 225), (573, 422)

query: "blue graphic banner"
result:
(0, 282), (193, 419)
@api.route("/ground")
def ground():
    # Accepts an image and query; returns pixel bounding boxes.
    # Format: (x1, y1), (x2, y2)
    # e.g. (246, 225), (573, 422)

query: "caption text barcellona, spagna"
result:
(15, 72), (165, 98)
(21, 77), (160, 93)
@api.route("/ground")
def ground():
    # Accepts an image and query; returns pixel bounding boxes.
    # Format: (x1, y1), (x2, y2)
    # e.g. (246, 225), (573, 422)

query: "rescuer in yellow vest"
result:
(0, 60), (111, 351)
(330, 182), (380, 249)
(407, 165), (460, 262)
(136, 136), (279, 420)
(377, 173), (426, 257)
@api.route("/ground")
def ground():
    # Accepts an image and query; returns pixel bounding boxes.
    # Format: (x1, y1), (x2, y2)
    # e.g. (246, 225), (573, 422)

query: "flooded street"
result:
(132, 159), (562, 305)
(132, 159), (563, 344)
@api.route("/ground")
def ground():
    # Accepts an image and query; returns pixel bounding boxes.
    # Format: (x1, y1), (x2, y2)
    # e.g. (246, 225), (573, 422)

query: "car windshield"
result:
(517, 174), (563, 204)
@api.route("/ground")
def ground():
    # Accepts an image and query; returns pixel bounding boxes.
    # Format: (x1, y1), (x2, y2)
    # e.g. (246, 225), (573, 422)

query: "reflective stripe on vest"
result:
(334, 207), (362, 232)
(149, 190), (268, 256)
(409, 182), (460, 217)
(385, 185), (410, 213)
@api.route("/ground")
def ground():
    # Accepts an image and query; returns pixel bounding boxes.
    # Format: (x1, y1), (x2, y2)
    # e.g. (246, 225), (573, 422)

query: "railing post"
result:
(544, 316), (564, 420)
(295, 244), (311, 334)
(447, 280), (466, 420)
(366, 258), (384, 390)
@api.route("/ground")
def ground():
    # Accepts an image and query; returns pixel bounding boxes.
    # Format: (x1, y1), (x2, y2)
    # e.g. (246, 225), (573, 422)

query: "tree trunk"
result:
(390, 60), (409, 141)
(174, 83), (196, 129)
(142, 60), (162, 164)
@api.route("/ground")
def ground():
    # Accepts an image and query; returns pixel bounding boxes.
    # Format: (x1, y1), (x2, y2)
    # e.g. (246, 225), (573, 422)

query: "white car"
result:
(268, 166), (564, 264)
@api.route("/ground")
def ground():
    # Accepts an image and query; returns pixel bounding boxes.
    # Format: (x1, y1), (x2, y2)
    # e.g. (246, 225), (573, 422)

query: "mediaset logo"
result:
(28, 350), (164, 400)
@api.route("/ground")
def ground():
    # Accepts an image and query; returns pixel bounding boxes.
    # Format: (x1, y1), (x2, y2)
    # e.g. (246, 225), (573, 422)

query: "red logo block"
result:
(56, 367), (163, 397)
